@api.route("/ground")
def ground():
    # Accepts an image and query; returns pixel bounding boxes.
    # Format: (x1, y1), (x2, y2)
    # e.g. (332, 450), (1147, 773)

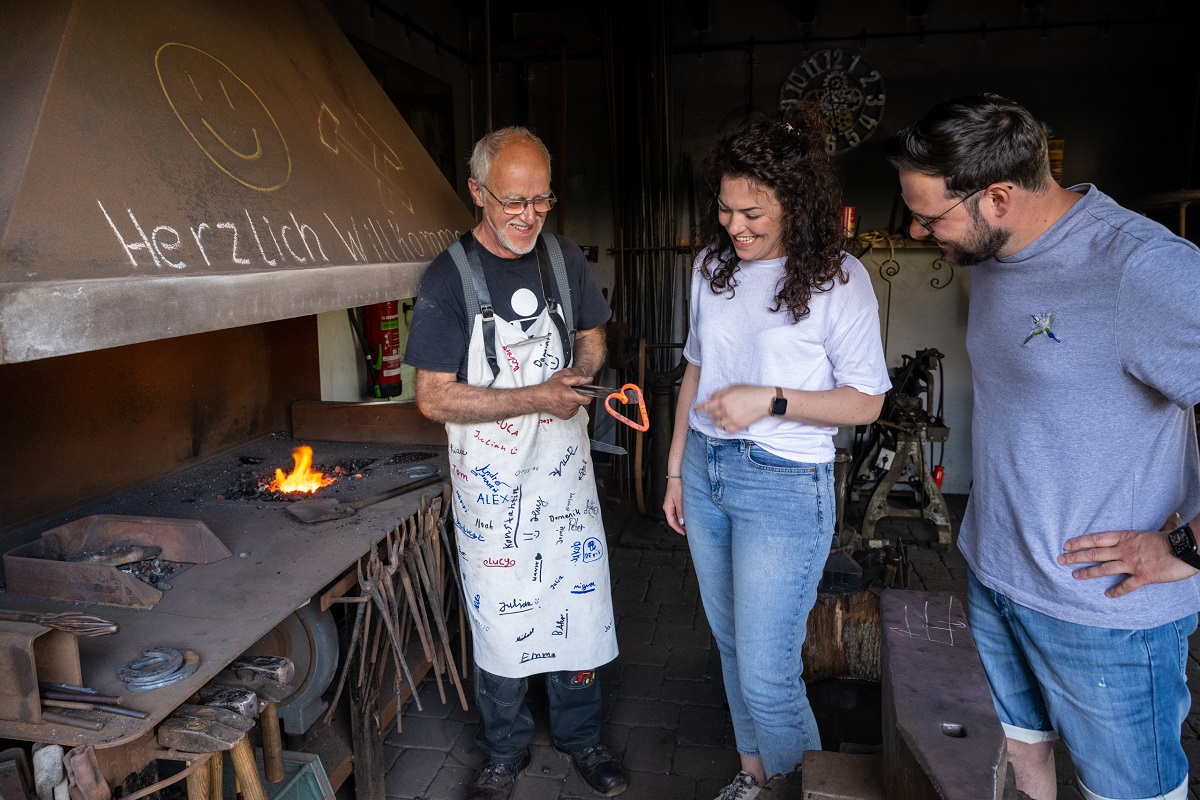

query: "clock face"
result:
(779, 48), (886, 154)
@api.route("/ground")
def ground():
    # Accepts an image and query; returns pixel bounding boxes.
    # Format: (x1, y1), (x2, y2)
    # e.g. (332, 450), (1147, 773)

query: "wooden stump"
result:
(803, 589), (882, 683)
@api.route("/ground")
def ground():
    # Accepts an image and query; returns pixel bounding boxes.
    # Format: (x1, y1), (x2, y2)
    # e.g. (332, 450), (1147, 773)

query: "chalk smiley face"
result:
(156, 42), (291, 191)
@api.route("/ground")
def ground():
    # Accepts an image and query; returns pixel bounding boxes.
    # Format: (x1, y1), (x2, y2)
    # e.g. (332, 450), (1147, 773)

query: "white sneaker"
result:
(713, 771), (762, 800)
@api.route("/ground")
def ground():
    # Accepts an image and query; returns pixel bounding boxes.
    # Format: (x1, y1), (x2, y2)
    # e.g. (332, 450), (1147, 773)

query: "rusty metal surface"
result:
(0, 436), (449, 749)
(880, 589), (1009, 800)
(0, 0), (474, 364)
(4, 516), (231, 609)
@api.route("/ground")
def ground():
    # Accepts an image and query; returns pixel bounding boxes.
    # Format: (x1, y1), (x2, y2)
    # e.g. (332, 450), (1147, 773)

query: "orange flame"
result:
(269, 446), (334, 493)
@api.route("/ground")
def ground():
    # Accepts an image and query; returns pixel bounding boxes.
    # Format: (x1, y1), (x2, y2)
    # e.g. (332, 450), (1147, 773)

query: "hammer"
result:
(222, 655), (294, 784)
(157, 704), (267, 800)
(195, 686), (258, 800)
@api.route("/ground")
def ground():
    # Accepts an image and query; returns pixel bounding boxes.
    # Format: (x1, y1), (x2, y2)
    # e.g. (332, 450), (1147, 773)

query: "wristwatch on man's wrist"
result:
(1166, 523), (1200, 569)
(769, 386), (787, 417)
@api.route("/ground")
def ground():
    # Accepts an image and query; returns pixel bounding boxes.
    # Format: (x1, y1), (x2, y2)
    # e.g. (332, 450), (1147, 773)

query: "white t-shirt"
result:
(683, 251), (890, 463)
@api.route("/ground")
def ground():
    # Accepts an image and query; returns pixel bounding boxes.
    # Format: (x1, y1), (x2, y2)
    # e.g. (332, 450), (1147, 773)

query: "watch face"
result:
(779, 48), (886, 154)
(770, 396), (787, 416)
(1169, 525), (1197, 557)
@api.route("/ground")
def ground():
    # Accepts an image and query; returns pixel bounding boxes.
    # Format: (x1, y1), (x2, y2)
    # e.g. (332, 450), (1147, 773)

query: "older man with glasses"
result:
(886, 94), (1200, 800)
(403, 126), (627, 800)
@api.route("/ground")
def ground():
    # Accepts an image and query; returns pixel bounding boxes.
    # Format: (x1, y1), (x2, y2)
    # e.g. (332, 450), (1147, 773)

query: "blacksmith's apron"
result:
(447, 289), (618, 678)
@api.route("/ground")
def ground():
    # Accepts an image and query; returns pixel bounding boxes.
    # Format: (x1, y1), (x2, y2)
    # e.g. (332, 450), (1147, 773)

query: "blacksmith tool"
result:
(227, 656), (293, 784)
(196, 686), (257, 799)
(119, 647), (200, 691)
(285, 471), (444, 524)
(0, 610), (119, 636)
(573, 383), (650, 431)
(158, 704), (265, 800)
(41, 711), (104, 732)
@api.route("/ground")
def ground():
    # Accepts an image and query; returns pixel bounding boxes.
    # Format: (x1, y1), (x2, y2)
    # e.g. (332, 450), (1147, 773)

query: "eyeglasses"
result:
(480, 184), (557, 215)
(910, 187), (984, 232)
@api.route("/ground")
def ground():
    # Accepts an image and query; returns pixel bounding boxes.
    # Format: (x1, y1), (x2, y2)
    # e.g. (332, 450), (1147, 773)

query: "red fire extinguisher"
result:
(358, 301), (404, 398)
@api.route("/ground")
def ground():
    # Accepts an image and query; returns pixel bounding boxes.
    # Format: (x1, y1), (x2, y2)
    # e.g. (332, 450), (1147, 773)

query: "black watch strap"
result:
(1167, 524), (1200, 569)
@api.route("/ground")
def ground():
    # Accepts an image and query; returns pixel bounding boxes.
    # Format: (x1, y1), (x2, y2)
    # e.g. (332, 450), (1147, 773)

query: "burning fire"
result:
(269, 446), (335, 493)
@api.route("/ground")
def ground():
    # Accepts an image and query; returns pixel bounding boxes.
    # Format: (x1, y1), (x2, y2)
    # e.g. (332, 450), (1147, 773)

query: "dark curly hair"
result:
(693, 103), (846, 321)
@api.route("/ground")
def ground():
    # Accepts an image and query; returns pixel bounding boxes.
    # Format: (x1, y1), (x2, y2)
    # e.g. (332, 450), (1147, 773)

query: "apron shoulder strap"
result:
(536, 233), (575, 367)
(449, 234), (500, 381)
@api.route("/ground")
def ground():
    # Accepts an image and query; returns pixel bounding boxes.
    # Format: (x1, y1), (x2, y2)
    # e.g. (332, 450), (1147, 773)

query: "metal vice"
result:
(861, 423), (953, 552)
(858, 349), (953, 552)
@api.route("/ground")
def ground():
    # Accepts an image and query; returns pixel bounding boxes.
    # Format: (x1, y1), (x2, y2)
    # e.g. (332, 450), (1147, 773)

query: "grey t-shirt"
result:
(960, 184), (1200, 629)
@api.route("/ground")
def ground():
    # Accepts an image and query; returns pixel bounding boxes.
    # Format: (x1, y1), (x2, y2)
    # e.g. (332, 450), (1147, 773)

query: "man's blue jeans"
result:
(474, 664), (603, 764)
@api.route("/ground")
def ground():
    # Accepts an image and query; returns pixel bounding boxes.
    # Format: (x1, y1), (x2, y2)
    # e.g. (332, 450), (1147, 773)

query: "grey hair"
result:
(468, 126), (552, 185)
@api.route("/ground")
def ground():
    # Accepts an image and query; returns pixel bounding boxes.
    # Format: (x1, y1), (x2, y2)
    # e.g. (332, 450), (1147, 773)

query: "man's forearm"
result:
(569, 326), (606, 378)
(418, 379), (546, 425)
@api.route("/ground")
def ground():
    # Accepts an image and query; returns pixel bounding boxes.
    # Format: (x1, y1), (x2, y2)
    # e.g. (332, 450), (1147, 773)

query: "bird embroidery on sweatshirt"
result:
(1023, 312), (1061, 345)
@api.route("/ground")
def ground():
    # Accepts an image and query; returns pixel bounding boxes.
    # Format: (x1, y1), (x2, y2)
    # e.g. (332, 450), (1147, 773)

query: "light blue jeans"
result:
(682, 429), (834, 777)
(968, 569), (1195, 800)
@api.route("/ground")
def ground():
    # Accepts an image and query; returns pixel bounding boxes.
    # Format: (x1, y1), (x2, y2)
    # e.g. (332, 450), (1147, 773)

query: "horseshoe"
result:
(604, 383), (650, 432)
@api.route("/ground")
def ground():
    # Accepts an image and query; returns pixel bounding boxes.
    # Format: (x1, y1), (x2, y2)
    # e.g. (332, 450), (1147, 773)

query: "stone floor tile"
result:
(652, 623), (714, 649)
(420, 764), (475, 800)
(666, 646), (712, 681)
(660, 677), (727, 707)
(385, 713), (466, 751)
(511, 774), (569, 800)
(619, 663), (666, 698)
(676, 706), (727, 747)
(655, 601), (698, 629)
(446, 724), (488, 770)
(608, 697), (681, 729)
(614, 771), (698, 800)
(617, 641), (671, 666)
(616, 598), (661, 619)
(405, 678), (458, 720)
(615, 615), (657, 646)
(674, 744), (741, 784)
(382, 746), (443, 798)
(528, 743), (571, 780)
(620, 725), (676, 772)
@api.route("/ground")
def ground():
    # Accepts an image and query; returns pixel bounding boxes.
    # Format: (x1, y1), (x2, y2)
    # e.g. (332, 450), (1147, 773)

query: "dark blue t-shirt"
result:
(403, 232), (611, 380)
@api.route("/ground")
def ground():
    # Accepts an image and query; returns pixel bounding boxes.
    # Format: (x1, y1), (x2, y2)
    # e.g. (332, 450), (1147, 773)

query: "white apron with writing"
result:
(447, 305), (618, 678)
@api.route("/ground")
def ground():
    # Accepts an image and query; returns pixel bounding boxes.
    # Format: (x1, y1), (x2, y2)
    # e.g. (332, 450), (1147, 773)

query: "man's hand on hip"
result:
(1058, 513), (1197, 598)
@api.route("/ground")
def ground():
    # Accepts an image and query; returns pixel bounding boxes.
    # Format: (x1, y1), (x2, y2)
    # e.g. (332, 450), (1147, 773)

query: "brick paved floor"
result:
(380, 494), (1200, 799)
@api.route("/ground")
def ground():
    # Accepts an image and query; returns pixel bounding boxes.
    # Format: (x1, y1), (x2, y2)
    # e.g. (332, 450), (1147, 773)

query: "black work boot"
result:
(465, 750), (531, 800)
(553, 743), (628, 797)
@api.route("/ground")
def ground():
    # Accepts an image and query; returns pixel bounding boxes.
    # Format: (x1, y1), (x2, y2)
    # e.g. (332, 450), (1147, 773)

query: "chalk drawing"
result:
(889, 596), (966, 646)
(156, 43), (291, 191)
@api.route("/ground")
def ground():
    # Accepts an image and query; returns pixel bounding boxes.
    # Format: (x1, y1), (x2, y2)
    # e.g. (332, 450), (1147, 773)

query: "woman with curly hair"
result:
(663, 105), (890, 799)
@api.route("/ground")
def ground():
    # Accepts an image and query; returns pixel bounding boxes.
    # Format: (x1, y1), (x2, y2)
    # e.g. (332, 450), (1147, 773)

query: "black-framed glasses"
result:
(480, 184), (557, 215)
(910, 187), (984, 232)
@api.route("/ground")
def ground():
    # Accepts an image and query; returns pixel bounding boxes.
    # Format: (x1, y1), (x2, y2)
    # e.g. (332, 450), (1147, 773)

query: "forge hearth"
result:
(0, 435), (449, 748)
(2, 515), (230, 609)
(222, 447), (438, 502)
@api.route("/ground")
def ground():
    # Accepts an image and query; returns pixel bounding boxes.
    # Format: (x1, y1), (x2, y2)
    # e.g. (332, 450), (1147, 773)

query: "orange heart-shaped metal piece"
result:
(604, 383), (649, 432)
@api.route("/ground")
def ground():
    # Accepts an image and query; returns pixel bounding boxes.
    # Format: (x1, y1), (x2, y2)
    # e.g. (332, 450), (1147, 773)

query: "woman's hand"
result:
(696, 384), (772, 433)
(663, 478), (686, 536)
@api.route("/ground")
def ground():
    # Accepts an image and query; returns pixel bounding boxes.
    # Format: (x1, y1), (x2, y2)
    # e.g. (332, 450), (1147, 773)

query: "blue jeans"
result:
(473, 664), (603, 764)
(682, 429), (834, 777)
(968, 569), (1195, 800)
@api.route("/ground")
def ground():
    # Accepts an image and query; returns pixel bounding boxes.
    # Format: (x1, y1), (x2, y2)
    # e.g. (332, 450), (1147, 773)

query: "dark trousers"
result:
(473, 663), (603, 764)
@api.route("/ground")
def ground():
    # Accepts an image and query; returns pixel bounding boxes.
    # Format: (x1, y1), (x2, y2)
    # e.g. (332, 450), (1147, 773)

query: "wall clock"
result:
(779, 48), (886, 154)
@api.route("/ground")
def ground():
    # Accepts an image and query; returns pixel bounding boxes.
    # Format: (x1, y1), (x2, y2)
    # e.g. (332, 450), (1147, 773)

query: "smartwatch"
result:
(1166, 523), (1200, 570)
(769, 386), (787, 417)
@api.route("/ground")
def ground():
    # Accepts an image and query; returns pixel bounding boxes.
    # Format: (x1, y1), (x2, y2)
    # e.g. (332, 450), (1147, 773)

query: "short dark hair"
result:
(884, 93), (1051, 196)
